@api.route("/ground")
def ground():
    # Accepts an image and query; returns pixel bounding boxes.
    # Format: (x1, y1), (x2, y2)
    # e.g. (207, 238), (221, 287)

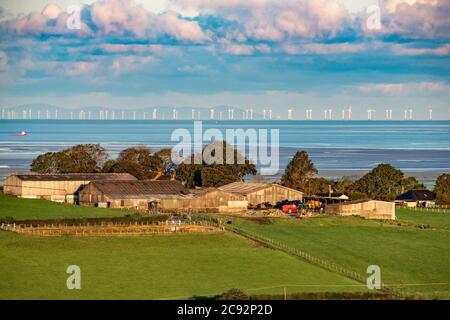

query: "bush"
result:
(218, 289), (249, 300)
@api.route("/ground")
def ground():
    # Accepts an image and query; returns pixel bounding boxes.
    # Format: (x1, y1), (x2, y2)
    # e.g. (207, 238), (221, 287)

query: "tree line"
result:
(30, 144), (450, 204)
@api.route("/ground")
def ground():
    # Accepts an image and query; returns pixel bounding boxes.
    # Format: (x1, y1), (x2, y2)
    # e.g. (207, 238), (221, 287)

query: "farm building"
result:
(395, 189), (436, 208)
(79, 180), (191, 210)
(218, 182), (303, 207)
(160, 188), (248, 213)
(3, 173), (137, 203)
(325, 200), (396, 220)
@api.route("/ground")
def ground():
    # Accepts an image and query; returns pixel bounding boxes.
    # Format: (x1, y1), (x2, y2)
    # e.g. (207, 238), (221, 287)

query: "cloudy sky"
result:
(0, 0), (449, 119)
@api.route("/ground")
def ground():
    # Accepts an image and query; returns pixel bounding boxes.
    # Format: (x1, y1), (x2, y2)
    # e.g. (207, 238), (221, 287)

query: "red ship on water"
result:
(9, 131), (27, 137)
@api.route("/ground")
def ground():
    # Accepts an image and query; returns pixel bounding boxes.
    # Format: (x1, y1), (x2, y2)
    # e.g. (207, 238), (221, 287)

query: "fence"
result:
(224, 224), (409, 298)
(406, 207), (450, 214)
(0, 214), (224, 236)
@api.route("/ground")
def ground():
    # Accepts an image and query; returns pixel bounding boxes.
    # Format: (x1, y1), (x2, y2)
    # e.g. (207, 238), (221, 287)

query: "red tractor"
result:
(281, 203), (298, 214)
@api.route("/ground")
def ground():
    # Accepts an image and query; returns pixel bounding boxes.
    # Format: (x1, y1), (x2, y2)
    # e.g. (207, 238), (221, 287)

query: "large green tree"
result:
(281, 151), (318, 193)
(349, 164), (407, 201)
(31, 144), (108, 173)
(176, 141), (257, 188)
(434, 174), (450, 205)
(102, 147), (164, 180)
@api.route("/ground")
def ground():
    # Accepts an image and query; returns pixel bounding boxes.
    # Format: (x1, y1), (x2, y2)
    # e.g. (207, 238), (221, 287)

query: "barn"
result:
(325, 200), (396, 220)
(218, 182), (303, 207)
(3, 173), (137, 203)
(79, 180), (190, 210)
(160, 188), (248, 213)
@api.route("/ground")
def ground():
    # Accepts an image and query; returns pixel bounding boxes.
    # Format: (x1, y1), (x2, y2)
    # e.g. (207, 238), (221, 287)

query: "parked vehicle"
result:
(282, 203), (298, 214)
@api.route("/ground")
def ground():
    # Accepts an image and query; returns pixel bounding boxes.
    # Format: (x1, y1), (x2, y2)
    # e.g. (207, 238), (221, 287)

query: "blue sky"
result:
(0, 0), (449, 119)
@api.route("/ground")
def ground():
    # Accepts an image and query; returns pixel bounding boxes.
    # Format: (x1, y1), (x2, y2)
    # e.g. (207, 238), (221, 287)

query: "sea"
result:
(1, 120), (449, 187)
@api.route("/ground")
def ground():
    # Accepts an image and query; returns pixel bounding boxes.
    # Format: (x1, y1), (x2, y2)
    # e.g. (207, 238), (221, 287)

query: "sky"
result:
(0, 0), (449, 119)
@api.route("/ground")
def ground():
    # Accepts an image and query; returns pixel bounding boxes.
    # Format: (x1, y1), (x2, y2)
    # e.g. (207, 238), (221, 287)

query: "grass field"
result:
(230, 210), (450, 299)
(0, 193), (128, 220)
(0, 232), (365, 299)
(1, 193), (449, 299)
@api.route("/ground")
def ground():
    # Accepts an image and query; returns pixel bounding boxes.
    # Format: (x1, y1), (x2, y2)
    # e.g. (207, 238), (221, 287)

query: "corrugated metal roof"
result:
(14, 173), (137, 181)
(218, 182), (275, 195)
(90, 180), (190, 199)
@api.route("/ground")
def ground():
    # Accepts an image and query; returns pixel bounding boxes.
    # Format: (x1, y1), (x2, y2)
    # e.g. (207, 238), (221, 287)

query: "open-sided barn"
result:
(325, 200), (395, 220)
(160, 188), (248, 213)
(218, 182), (303, 207)
(3, 173), (137, 203)
(79, 180), (190, 210)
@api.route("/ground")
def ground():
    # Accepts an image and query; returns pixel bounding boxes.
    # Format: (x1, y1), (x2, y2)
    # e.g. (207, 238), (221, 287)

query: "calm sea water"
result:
(1, 120), (449, 184)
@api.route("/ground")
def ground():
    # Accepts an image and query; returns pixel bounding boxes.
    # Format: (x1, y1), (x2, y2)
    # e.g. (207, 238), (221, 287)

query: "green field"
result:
(0, 232), (366, 299)
(0, 193), (128, 220)
(230, 211), (450, 299)
(1, 193), (449, 299)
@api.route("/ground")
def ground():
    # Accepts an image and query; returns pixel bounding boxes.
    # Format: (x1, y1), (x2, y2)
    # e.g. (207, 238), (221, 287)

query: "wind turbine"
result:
(385, 109), (393, 120)
(348, 105), (352, 120)
(210, 108), (215, 120)
(287, 109), (293, 120)
(192, 109), (196, 120)
(409, 108), (413, 120)
(152, 109), (157, 120)
(428, 108), (433, 120)
(367, 109), (376, 120)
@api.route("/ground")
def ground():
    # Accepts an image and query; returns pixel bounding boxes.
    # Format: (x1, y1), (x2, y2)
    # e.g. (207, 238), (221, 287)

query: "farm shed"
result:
(3, 173), (137, 203)
(325, 200), (396, 220)
(160, 188), (248, 213)
(395, 189), (436, 208)
(79, 180), (190, 211)
(218, 182), (303, 207)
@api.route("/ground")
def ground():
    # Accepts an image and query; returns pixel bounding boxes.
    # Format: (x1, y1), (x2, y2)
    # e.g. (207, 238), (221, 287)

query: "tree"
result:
(154, 148), (177, 176)
(349, 164), (405, 201)
(31, 144), (108, 173)
(281, 151), (318, 193)
(31, 151), (73, 173)
(103, 147), (164, 180)
(400, 176), (425, 193)
(307, 177), (334, 196)
(435, 174), (450, 205)
(176, 141), (257, 188)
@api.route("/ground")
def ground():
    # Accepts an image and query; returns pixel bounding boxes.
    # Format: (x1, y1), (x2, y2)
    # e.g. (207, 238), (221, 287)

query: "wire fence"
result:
(225, 224), (366, 283)
(405, 206), (450, 214)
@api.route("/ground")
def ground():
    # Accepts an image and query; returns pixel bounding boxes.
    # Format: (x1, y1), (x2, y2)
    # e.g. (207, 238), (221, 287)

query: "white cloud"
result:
(392, 44), (450, 56)
(357, 82), (450, 95)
